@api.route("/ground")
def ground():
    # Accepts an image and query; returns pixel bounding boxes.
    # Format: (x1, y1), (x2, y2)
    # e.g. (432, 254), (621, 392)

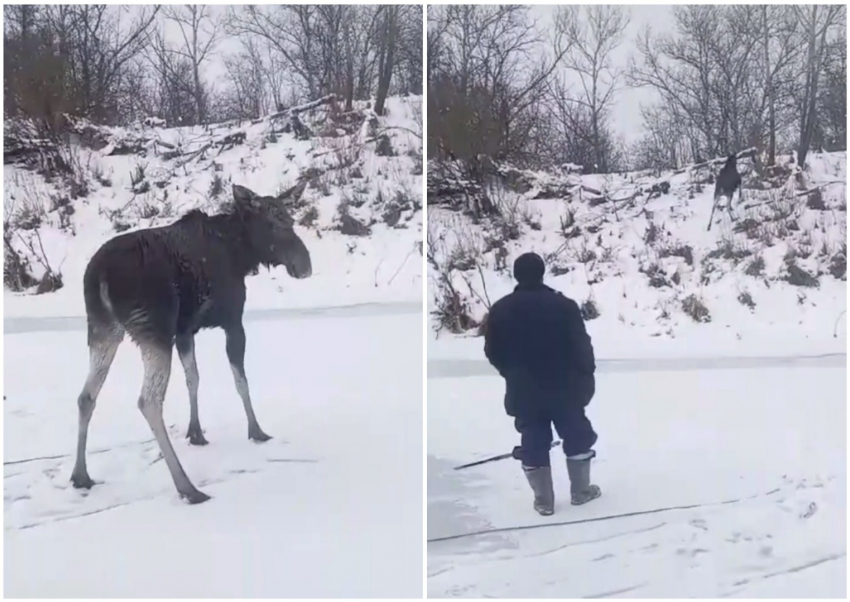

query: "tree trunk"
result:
(798, 6), (820, 167)
(763, 7), (776, 165)
(344, 53), (355, 110)
(591, 71), (602, 173)
(374, 7), (398, 116)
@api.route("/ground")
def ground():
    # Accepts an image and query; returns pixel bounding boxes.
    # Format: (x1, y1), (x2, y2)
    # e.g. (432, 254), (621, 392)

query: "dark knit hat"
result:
(513, 252), (545, 285)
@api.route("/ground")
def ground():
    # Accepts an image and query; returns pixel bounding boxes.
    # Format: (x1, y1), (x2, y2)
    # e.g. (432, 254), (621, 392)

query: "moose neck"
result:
(206, 212), (267, 277)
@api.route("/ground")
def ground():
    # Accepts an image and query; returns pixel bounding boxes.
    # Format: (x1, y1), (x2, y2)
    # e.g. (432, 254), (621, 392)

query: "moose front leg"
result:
(224, 323), (271, 442)
(176, 334), (208, 445)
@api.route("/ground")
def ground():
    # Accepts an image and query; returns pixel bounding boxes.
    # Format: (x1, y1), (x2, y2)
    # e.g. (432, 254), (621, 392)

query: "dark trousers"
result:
(514, 406), (597, 467)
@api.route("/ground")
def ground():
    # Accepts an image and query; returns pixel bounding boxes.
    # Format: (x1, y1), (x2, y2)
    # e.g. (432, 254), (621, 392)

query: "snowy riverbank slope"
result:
(5, 95), (423, 317)
(427, 151), (846, 358)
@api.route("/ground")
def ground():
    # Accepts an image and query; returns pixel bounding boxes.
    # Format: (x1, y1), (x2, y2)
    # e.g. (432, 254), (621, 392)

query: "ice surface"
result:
(5, 307), (423, 598)
(427, 356), (846, 598)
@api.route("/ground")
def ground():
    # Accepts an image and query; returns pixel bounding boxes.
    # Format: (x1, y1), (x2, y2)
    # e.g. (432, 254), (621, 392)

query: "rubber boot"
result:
(522, 465), (555, 516)
(566, 451), (602, 505)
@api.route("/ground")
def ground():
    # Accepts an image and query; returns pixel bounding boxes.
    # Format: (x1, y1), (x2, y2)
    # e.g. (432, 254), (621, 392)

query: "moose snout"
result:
(284, 239), (312, 279)
(289, 258), (312, 279)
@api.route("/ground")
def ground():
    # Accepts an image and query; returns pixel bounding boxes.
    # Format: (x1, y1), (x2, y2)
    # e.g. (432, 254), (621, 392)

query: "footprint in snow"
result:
(800, 501), (818, 519)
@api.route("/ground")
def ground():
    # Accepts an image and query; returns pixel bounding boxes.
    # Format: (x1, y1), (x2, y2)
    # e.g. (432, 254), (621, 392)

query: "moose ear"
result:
(276, 180), (307, 206)
(232, 184), (258, 205)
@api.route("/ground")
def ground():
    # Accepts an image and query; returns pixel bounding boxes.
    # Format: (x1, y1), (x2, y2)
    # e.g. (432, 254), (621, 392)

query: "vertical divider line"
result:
(420, 2), (430, 598)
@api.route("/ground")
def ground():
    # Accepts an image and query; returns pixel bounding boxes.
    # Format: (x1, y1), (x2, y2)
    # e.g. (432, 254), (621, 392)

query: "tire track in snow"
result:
(525, 521), (668, 558)
(722, 553), (847, 597)
(427, 487), (782, 544)
(583, 583), (647, 598)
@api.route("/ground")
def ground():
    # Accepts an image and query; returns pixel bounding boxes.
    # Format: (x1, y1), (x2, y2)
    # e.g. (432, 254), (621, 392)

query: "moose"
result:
(70, 182), (312, 504)
(707, 153), (743, 231)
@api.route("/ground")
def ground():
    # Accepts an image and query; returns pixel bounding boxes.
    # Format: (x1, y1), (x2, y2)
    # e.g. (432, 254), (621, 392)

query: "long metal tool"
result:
(453, 440), (561, 470)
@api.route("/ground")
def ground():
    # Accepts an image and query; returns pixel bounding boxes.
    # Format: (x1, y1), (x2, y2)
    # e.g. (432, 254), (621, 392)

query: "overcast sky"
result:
(145, 4), (672, 143)
(532, 4), (675, 145)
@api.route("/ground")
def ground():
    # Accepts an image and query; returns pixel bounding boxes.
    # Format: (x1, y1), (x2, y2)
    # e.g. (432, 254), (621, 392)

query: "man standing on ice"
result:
(484, 252), (601, 515)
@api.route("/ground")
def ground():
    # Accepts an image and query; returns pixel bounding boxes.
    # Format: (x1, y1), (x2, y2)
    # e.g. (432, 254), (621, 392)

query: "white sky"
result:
(532, 4), (675, 145)
(123, 4), (671, 142)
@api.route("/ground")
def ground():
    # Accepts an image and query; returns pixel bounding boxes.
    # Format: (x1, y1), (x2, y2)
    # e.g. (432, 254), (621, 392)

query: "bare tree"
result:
(559, 5), (629, 173)
(227, 5), (321, 100)
(147, 26), (199, 125)
(224, 4), (415, 113)
(794, 4), (845, 167)
(161, 5), (220, 125)
(4, 5), (159, 126)
(55, 5), (160, 123)
(428, 5), (569, 167)
(753, 5), (801, 165)
(218, 36), (268, 120)
(815, 28), (846, 152)
(374, 5), (400, 115)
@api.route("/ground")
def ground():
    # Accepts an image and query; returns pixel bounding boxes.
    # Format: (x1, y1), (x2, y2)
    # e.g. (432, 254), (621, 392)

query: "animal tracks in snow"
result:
(4, 429), (314, 532)
(428, 476), (843, 598)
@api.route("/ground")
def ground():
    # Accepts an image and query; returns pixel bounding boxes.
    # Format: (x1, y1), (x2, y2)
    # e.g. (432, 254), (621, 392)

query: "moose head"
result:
(232, 182), (312, 279)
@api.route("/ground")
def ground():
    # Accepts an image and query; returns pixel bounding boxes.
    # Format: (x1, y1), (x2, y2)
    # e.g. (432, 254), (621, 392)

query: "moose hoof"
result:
(182, 489), (211, 505)
(249, 429), (272, 443)
(187, 429), (209, 446)
(71, 474), (96, 490)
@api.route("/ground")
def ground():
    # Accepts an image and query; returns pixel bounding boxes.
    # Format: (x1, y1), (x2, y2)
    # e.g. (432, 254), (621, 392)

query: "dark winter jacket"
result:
(484, 282), (596, 417)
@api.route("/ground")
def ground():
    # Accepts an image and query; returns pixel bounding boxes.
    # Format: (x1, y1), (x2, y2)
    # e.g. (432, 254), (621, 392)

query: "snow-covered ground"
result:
(5, 306), (423, 597)
(427, 354), (846, 598)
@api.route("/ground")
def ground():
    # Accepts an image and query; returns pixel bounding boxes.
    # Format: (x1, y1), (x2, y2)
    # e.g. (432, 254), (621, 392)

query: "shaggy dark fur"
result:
(70, 182), (312, 504)
(708, 153), (743, 231)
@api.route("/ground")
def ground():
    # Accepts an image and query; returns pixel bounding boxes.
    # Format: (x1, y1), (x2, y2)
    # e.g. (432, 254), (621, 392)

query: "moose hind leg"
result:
(225, 324), (271, 442)
(137, 342), (210, 504)
(71, 328), (123, 489)
(707, 193), (721, 232)
(727, 191), (738, 221)
(176, 334), (207, 445)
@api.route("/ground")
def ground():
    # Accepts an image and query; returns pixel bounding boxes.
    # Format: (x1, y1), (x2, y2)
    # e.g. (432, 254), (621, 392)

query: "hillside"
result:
(4, 95), (423, 317)
(427, 151), (847, 356)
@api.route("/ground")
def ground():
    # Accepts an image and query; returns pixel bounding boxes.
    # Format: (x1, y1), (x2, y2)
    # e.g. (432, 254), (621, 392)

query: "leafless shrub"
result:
(299, 205), (319, 228)
(209, 173), (224, 197)
(642, 262), (671, 288)
(12, 228), (63, 294)
(659, 243), (694, 266)
(130, 163), (147, 188)
(644, 220), (659, 245)
(336, 201), (372, 236)
(431, 276), (479, 335)
(737, 290), (756, 311)
(706, 236), (751, 262)
(375, 134), (395, 157)
(829, 243), (846, 280)
(681, 294), (711, 323)
(560, 207), (580, 238)
(806, 188), (826, 210)
(310, 171), (332, 196)
(733, 217), (761, 240)
(745, 255), (766, 277)
(580, 298), (600, 320)
(3, 234), (38, 291)
(783, 257), (819, 288)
